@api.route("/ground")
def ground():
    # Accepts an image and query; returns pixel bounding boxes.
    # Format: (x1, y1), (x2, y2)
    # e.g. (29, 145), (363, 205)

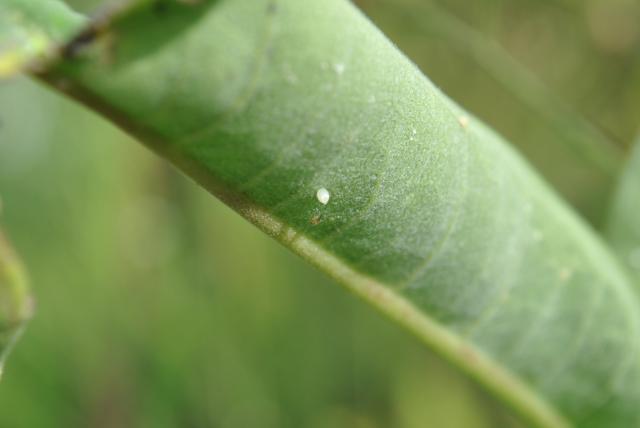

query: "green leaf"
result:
(607, 140), (640, 283)
(6, 0), (640, 426)
(0, 229), (32, 377)
(0, 0), (84, 77)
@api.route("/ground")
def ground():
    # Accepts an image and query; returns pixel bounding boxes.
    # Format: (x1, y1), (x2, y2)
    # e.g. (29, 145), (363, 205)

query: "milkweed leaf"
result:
(3, 0), (640, 427)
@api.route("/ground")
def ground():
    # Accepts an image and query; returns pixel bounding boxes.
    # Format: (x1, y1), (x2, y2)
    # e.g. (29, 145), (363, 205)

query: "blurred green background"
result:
(0, 0), (638, 427)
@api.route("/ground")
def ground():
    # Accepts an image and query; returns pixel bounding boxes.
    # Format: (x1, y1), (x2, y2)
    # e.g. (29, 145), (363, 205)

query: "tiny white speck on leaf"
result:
(316, 188), (330, 205)
(458, 115), (469, 129)
(333, 63), (345, 75)
(284, 227), (297, 242)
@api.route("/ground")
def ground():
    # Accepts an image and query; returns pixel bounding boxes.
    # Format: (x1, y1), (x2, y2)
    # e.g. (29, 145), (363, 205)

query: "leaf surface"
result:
(4, 0), (640, 426)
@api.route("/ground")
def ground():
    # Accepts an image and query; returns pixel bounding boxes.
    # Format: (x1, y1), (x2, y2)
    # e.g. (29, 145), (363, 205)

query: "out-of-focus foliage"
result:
(0, 228), (32, 373)
(0, 0), (638, 427)
(607, 139), (640, 283)
(0, 0), (84, 76)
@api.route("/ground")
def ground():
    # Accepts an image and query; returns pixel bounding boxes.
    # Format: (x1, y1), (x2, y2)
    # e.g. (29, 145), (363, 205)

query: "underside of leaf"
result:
(2, 0), (640, 427)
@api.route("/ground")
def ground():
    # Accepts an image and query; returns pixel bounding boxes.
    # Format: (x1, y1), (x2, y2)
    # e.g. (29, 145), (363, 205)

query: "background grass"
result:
(0, 0), (639, 426)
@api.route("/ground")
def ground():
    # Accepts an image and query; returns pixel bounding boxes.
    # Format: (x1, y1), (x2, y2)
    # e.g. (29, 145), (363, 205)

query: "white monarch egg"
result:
(316, 188), (330, 205)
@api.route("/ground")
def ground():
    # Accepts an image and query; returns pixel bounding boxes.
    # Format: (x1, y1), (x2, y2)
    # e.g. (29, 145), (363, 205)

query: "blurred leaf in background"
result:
(0, 0), (638, 427)
(0, 226), (32, 376)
